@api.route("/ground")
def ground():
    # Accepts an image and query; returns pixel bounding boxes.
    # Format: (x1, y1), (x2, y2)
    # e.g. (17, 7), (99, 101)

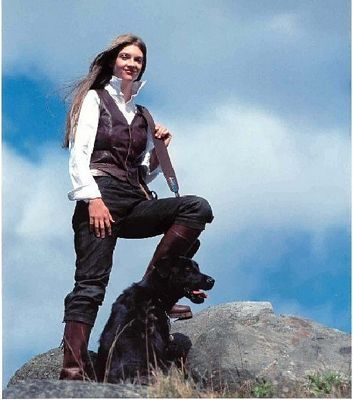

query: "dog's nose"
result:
(206, 277), (215, 287)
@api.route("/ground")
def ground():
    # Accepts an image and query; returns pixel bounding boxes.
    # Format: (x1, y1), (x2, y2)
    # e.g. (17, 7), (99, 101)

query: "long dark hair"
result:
(63, 34), (147, 147)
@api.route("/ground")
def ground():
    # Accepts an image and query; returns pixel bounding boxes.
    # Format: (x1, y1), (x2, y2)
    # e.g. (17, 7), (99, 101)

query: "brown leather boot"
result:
(185, 239), (200, 259)
(59, 321), (94, 381)
(145, 224), (202, 320)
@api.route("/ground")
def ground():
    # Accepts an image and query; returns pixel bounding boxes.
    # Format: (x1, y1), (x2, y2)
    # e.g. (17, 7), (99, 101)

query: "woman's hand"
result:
(155, 123), (172, 147)
(88, 198), (115, 238)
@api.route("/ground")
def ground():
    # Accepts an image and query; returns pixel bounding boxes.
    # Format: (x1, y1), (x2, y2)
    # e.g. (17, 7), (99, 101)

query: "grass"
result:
(306, 371), (351, 398)
(147, 364), (202, 398)
(251, 379), (275, 398)
(146, 366), (351, 398)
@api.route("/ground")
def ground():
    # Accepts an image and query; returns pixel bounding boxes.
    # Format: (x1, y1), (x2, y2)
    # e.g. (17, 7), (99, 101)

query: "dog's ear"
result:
(153, 256), (176, 279)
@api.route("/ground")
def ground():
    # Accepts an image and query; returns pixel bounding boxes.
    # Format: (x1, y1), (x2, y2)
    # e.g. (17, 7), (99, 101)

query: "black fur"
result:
(95, 256), (215, 383)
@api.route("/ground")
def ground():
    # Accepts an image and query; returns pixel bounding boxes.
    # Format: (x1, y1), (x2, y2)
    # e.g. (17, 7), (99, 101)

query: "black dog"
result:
(95, 256), (215, 383)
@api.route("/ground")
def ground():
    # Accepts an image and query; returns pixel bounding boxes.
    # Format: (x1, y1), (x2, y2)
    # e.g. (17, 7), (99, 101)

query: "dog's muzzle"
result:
(184, 276), (215, 304)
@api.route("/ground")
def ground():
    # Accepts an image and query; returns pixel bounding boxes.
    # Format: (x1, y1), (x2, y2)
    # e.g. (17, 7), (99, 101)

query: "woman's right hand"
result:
(88, 198), (115, 238)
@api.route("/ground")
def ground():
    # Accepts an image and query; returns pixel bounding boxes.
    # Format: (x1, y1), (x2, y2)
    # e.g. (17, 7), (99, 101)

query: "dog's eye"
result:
(185, 267), (191, 272)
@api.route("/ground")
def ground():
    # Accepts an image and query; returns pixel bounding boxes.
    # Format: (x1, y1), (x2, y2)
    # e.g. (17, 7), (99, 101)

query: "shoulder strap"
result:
(137, 105), (180, 197)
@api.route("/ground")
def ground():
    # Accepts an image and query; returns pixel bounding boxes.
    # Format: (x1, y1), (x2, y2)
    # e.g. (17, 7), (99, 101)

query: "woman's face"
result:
(113, 44), (144, 82)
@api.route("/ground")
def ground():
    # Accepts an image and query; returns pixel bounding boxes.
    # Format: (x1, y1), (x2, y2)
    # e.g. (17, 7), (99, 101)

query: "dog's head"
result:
(152, 256), (215, 304)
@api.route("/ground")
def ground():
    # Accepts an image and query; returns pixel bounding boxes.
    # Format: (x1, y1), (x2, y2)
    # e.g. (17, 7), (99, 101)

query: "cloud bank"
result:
(163, 100), (349, 235)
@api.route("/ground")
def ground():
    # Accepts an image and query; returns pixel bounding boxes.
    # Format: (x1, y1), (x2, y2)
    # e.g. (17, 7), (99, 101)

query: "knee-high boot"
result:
(144, 224), (202, 319)
(59, 321), (94, 381)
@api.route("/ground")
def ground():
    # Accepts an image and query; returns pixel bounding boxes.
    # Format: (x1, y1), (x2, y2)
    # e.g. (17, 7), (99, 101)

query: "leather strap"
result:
(137, 105), (180, 197)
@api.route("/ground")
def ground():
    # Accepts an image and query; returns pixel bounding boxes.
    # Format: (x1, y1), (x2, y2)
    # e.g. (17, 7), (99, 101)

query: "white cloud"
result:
(161, 100), (349, 239)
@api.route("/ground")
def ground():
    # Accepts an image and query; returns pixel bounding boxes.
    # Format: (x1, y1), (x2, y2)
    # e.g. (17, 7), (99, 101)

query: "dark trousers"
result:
(64, 176), (213, 326)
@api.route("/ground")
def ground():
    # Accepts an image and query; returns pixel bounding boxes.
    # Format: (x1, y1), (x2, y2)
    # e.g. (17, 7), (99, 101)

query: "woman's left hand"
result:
(155, 123), (172, 147)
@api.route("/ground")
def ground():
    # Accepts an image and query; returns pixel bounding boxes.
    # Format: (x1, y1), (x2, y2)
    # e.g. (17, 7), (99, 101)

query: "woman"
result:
(61, 34), (213, 380)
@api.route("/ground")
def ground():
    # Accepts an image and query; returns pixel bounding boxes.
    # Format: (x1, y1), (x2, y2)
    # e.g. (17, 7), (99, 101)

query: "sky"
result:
(2, 0), (351, 387)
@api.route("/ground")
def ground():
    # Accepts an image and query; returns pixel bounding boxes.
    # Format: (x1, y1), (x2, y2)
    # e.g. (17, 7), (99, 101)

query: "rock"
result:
(5, 348), (147, 398)
(7, 348), (64, 385)
(171, 302), (351, 391)
(5, 302), (351, 397)
(3, 380), (147, 398)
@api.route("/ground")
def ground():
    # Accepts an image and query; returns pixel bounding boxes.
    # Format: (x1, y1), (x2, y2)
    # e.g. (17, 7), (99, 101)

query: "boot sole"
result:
(168, 311), (193, 320)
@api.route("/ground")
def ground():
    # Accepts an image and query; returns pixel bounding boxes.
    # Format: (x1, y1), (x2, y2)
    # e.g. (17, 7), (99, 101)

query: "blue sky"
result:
(2, 0), (351, 387)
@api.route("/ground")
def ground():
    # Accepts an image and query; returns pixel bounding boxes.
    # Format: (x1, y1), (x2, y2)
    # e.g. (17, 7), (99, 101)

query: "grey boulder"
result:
(172, 302), (351, 391)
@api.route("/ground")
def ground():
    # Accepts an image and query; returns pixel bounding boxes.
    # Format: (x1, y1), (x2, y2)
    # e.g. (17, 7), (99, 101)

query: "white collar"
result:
(106, 76), (146, 101)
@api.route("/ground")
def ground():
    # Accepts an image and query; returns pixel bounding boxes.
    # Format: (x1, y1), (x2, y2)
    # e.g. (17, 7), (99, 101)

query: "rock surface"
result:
(3, 380), (147, 399)
(172, 302), (351, 391)
(4, 302), (351, 398)
(4, 349), (147, 398)
(7, 348), (64, 385)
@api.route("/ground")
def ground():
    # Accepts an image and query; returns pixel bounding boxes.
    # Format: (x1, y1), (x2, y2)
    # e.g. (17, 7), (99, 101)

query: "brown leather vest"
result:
(90, 89), (148, 187)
